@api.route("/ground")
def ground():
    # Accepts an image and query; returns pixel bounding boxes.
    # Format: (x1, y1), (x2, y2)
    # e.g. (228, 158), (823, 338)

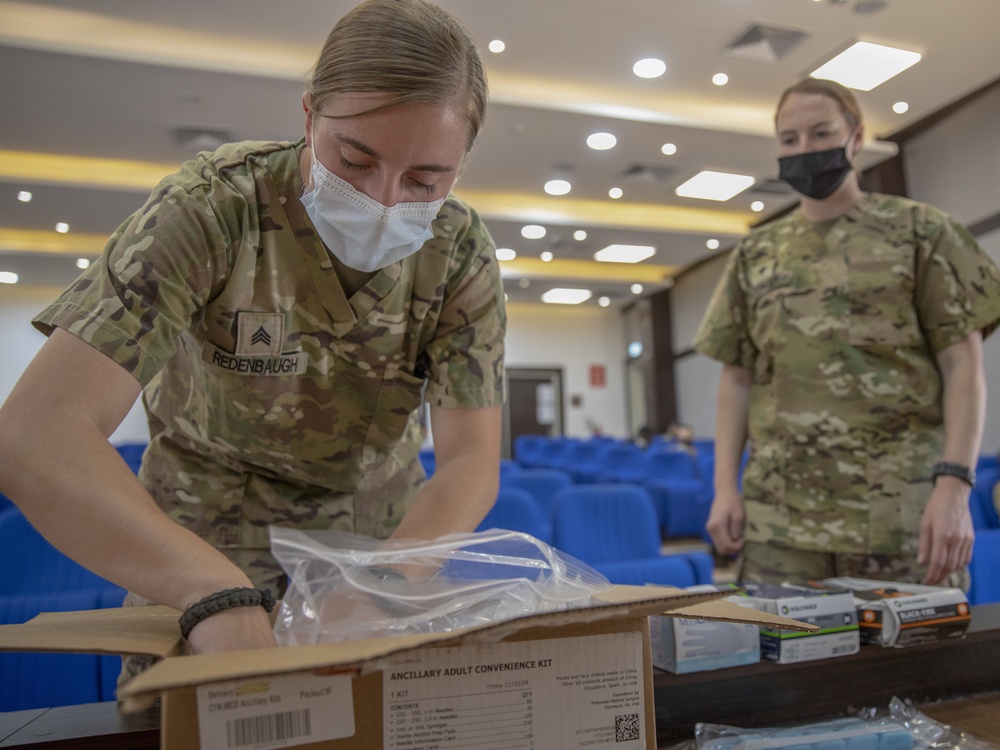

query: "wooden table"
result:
(653, 602), (1000, 747)
(2, 604), (999, 749)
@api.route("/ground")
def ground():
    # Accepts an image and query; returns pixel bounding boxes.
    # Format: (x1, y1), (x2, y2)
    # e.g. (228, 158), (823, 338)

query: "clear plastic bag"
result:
(270, 527), (612, 646)
(693, 696), (996, 750)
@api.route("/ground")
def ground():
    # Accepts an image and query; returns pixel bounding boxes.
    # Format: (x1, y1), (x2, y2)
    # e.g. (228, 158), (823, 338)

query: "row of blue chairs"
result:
(0, 443), (147, 712)
(968, 464), (1000, 607)
(476, 481), (713, 588)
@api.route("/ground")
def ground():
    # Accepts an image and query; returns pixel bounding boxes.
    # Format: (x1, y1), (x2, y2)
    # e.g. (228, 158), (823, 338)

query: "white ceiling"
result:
(1, 0), (999, 305)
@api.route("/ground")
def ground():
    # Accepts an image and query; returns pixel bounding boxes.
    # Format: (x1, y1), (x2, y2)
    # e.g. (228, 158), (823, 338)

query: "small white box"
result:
(649, 612), (760, 673)
(727, 583), (860, 664)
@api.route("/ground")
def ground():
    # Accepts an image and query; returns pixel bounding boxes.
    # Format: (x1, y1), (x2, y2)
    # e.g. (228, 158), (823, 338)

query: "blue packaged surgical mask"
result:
(301, 151), (445, 273)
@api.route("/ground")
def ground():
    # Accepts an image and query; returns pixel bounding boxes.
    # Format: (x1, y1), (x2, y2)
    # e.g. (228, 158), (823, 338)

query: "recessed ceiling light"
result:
(17, 190), (32, 202)
(628, 341), (643, 357)
(518, 278), (530, 289)
(0, 271), (19, 284)
(594, 244), (656, 264)
(633, 58), (666, 79)
(521, 224), (546, 239)
(811, 41), (921, 91)
(488, 40), (505, 53)
(573, 230), (588, 241)
(587, 132), (617, 150)
(540, 251), (554, 262)
(76, 258), (91, 269)
(544, 179), (572, 196)
(712, 73), (729, 86)
(495, 248), (517, 261)
(893, 101), (909, 114)
(675, 170), (755, 201)
(608, 187), (623, 199)
(55, 222), (69, 233)
(542, 288), (593, 305)
(706, 239), (720, 250)
(661, 143), (677, 156)
(751, 200), (765, 212)
(598, 296), (611, 308)
(630, 283), (644, 295)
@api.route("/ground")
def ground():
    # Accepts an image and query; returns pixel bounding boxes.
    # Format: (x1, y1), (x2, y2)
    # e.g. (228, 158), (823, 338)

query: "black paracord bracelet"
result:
(179, 587), (276, 640)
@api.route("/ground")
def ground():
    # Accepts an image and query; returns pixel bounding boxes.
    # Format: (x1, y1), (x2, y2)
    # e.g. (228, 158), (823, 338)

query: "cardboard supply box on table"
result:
(0, 585), (815, 750)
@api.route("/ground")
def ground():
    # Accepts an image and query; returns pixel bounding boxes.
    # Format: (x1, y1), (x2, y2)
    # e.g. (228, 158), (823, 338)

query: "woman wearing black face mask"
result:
(693, 78), (1000, 590)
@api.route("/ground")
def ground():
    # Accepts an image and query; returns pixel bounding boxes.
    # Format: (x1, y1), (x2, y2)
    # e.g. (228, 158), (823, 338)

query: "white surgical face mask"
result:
(300, 150), (445, 273)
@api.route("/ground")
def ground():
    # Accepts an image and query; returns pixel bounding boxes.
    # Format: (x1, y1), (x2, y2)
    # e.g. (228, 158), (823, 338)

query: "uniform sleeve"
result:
(423, 204), (506, 409)
(692, 243), (758, 369)
(913, 204), (1000, 354)
(32, 172), (237, 386)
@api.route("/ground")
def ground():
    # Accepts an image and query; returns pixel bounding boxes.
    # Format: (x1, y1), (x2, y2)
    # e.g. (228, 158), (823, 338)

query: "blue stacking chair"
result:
(501, 468), (573, 526)
(977, 454), (1000, 475)
(418, 448), (436, 478)
(533, 438), (577, 472)
(644, 451), (711, 540)
(596, 442), (648, 484)
(513, 434), (548, 468)
(0, 509), (127, 710)
(970, 468), (1000, 530)
(113, 442), (147, 475)
(551, 484), (713, 586)
(476, 487), (553, 544)
(564, 440), (610, 483)
(968, 528), (1000, 605)
(0, 491), (13, 518)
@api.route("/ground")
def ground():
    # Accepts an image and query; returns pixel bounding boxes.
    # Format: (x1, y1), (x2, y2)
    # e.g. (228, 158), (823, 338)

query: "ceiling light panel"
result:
(811, 41), (921, 91)
(542, 288), (593, 305)
(675, 171), (755, 201)
(594, 244), (656, 264)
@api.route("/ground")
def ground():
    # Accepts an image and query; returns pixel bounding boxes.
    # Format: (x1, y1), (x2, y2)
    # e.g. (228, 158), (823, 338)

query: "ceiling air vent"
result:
(171, 125), (235, 153)
(722, 23), (808, 63)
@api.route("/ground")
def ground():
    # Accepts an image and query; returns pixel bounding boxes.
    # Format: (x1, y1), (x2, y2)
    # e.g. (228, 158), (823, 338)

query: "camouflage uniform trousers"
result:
(737, 541), (970, 591)
(116, 456), (426, 697)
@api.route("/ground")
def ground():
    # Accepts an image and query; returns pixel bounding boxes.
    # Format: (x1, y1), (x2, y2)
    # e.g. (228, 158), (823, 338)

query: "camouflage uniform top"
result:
(694, 193), (1000, 555)
(34, 139), (506, 550)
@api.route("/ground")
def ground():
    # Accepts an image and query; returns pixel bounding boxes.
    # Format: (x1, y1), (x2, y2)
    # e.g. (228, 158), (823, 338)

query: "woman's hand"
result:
(185, 606), (278, 653)
(918, 476), (975, 585)
(706, 486), (746, 556)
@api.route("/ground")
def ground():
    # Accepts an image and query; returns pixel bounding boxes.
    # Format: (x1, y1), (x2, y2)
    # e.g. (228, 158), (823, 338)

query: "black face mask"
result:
(778, 145), (853, 200)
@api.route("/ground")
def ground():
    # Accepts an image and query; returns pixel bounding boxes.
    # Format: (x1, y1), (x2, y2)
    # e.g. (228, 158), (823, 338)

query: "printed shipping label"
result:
(196, 673), (355, 750)
(381, 632), (646, 750)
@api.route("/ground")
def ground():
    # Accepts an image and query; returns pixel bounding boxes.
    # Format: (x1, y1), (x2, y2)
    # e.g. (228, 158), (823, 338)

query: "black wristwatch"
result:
(931, 461), (976, 487)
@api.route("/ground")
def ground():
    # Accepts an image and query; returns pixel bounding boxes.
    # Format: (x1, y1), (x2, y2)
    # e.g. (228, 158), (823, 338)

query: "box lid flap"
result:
(0, 605), (184, 658)
(665, 599), (821, 631)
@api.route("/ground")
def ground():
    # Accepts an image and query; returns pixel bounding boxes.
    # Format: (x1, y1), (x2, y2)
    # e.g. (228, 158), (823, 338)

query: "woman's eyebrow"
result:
(335, 133), (456, 174)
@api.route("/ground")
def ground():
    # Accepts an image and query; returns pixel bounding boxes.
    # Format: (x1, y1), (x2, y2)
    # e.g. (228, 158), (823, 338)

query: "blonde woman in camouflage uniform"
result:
(696, 79), (1000, 588)
(0, 0), (505, 662)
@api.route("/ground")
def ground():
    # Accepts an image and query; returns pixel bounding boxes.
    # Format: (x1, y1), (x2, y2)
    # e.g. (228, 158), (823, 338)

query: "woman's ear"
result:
(302, 93), (313, 148)
(850, 122), (865, 161)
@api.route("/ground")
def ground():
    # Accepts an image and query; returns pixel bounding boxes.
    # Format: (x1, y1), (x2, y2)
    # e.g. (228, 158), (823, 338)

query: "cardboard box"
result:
(0, 585), (815, 750)
(724, 583), (860, 664)
(815, 576), (972, 648)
